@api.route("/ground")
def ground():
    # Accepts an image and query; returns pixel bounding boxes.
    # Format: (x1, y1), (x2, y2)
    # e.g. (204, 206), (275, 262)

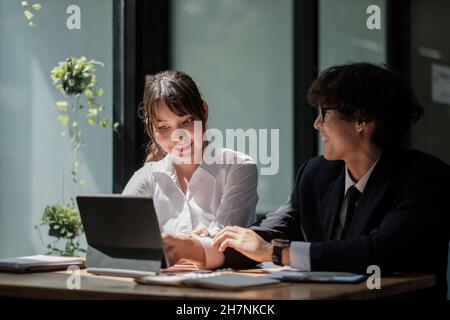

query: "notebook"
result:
(0, 255), (85, 273)
(135, 271), (281, 290)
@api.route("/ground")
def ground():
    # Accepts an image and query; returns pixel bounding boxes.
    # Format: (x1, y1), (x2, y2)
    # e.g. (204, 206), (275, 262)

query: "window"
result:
(171, 0), (294, 213)
(0, 0), (114, 257)
(317, 0), (386, 154)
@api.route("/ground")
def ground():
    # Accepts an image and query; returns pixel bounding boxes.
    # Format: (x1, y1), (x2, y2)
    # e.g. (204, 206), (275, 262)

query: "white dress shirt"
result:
(122, 147), (258, 243)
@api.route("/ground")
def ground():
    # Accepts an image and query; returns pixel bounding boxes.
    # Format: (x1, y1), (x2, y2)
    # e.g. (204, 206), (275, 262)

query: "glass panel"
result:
(410, 0), (450, 164)
(318, 0), (386, 154)
(0, 0), (113, 257)
(319, 0), (386, 69)
(409, 0), (450, 298)
(171, 0), (294, 213)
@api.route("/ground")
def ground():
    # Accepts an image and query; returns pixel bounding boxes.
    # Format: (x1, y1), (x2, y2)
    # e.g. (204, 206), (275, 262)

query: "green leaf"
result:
(50, 66), (64, 80)
(24, 10), (33, 20)
(85, 89), (93, 99)
(32, 3), (42, 11)
(96, 88), (104, 97)
(57, 115), (69, 126)
(72, 121), (78, 128)
(99, 119), (109, 128)
(86, 108), (98, 117)
(91, 60), (104, 67)
(56, 101), (68, 111)
(88, 118), (97, 126)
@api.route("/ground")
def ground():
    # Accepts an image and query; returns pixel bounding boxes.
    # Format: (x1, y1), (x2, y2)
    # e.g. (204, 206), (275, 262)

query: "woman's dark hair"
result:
(307, 62), (423, 150)
(139, 70), (207, 162)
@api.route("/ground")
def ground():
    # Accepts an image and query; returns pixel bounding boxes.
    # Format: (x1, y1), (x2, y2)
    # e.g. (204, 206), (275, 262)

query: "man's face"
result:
(313, 106), (360, 161)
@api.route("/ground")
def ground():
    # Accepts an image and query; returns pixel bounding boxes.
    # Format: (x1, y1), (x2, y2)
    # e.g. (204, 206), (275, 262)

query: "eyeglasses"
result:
(317, 106), (335, 123)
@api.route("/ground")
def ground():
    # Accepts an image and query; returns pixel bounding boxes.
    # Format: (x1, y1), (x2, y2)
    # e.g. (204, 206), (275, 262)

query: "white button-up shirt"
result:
(122, 147), (258, 236)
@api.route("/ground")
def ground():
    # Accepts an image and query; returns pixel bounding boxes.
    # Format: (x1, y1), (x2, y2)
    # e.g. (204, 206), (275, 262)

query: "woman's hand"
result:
(162, 233), (206, 268)
(211, 226), (272, 262)
(191, 226), (209, 237)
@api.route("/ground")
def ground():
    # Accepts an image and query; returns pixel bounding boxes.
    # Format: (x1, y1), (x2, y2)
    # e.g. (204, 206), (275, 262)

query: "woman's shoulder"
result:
(129, 156), (169, 179)
(213, 147), (256, 165)
(122, 158), (169, 195)
(140, 155), (173, 174)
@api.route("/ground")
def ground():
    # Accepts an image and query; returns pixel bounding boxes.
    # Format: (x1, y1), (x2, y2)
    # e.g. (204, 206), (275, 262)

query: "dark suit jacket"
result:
(223, 149), (450, 298)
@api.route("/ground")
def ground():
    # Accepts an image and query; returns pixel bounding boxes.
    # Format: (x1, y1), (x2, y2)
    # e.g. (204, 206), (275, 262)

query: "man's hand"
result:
(162, 233), (206, 268)
(211, 226), (272, 262)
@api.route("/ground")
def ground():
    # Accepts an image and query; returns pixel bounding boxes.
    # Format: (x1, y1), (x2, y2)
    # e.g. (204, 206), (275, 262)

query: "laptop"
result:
(76, 194), (169, 277)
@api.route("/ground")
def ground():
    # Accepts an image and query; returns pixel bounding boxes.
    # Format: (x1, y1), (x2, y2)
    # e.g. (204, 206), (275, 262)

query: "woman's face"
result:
(313, 107), (360, 161)
(151, 99), (204, 164)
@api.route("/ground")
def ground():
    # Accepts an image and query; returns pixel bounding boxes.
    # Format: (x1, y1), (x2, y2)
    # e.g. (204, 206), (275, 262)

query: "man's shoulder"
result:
(306, 155), (343, 170)
(296, 155), (344, 186)
(394, 149), (450, 176)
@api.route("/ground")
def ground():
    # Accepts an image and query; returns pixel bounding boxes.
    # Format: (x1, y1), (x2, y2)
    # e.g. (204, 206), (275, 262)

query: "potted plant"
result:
(36, 204), (85, 256)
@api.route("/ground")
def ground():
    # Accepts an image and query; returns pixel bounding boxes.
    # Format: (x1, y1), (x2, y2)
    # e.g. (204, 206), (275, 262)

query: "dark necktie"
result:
(340, 185), (362, 240)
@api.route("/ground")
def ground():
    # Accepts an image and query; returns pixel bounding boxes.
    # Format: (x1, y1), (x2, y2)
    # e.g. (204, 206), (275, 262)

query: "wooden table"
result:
(0, 268), (435, 300)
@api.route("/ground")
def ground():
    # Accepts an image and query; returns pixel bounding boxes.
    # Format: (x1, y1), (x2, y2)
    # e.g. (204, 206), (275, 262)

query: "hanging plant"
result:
(35, 56), (120, 256)
(50, 56), (119, 185)
(35, 204), (85, 257)
(21, 1), (42, 27)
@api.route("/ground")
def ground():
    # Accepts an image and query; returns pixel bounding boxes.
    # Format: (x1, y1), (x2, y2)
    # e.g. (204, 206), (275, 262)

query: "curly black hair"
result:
(307, 62), (423, 150)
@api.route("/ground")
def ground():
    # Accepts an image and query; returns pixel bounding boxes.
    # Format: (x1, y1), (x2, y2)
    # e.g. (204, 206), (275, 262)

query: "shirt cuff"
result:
(289, 241), (311, 271)
(198, 237), (225, 269)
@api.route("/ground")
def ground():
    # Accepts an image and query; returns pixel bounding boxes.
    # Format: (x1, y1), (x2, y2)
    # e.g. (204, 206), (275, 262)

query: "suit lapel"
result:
(347, 151), (397, 238)
(319, 168), (345, 240)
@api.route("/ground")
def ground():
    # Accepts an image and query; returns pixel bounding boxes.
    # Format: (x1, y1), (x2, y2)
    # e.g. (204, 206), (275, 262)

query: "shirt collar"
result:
(151, 148), (219, 179)
(151, 154), (174, 173)
(344, 158), (380, 195)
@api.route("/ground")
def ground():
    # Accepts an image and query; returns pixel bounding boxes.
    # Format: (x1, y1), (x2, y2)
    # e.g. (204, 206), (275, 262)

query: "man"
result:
(163, 63), (450, 298)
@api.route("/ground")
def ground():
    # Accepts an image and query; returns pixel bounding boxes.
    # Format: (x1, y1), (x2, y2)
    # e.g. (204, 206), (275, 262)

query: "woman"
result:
(122, 70), (258, 238)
